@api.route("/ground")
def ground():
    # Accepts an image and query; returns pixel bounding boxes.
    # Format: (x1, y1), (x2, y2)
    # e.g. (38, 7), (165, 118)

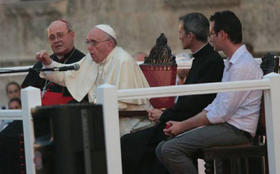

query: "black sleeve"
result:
(21, 62), (46, 90)
(160, 56), (224, 122)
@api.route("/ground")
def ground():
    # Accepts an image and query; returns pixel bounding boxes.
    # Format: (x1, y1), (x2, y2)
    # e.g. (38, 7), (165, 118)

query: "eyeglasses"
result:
(85, 39), (110, 47)
(48, 31), (70, 41)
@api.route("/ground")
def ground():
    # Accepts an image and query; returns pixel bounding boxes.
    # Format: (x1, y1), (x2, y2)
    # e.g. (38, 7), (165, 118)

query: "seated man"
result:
(21, 19), (85, 105)
(1, 81), (21, 109)
(36, 24), (151, 135)
(156, 10), (263, 174)
(121, 13), (224, 174)
(0, 97), (23, 173)
(0, 82), (21, 131)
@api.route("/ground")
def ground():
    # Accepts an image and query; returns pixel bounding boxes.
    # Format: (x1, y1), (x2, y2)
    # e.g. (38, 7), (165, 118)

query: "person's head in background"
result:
(178, 12), (209, 52)
(6, 82), (21, 100)
(8, 98), (22, 109)
(47, 19), (75, 57)
(134, 52), (147, 62)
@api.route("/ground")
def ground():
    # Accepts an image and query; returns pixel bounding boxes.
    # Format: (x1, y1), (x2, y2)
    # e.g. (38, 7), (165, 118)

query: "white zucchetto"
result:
(95, 24), (117, 40)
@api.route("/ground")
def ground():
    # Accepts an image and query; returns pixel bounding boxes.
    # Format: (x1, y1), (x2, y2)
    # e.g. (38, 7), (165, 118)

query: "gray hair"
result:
(179, 13), (209, 42)
(104, 32), (118, 46)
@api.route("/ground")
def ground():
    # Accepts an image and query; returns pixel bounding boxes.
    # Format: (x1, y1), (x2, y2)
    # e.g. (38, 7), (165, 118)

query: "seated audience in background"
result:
(8, 97), (21, 110)
(0, 97), (22, 132)
(0, 97), (24, 173)
(156, 10), (263, 174)
(0, 82), (21, 131)
(1, 81), (21, 109)
(121, 12), (224, 174)
(36, 24), (151, 135)
(21, 19), (85, 105)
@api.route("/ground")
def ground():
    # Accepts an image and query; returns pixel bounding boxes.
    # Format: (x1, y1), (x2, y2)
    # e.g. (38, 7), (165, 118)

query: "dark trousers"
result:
(121, 125), (169, 174)
(0, 121), (24, 174)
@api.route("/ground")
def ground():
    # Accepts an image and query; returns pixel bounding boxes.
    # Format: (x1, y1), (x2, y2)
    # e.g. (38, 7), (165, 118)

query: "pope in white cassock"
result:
(36, 24), (153, 135)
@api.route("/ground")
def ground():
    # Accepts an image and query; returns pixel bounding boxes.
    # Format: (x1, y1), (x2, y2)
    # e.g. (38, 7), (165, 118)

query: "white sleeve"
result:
(39, 60), (67, 87)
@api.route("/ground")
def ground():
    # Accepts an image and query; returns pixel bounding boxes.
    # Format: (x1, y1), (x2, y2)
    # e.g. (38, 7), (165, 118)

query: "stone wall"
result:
(0, 0), (279, 104)
(0, 0), (279, 64)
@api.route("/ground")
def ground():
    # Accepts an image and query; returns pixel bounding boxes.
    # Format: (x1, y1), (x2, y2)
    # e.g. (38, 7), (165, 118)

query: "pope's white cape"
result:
(40, 47), (150, 108)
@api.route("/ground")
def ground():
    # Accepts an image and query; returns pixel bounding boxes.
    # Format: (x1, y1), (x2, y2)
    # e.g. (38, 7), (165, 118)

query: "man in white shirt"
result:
(156, 10), (263, 174)
(36, 24), (151, 135)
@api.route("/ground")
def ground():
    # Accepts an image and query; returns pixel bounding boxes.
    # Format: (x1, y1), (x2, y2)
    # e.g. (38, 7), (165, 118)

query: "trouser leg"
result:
(157, 140), (197, 174)
(121, 126), (163, 174)
(156, 123), (250, 174)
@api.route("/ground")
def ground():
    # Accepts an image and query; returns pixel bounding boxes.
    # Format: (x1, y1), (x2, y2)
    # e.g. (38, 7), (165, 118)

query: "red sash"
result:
(42, 91), (74, 106)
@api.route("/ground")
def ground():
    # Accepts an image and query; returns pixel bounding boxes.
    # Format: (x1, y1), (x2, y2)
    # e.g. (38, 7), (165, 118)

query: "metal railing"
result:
(96, 73), (280, 174)
(0, 87), (41, 174)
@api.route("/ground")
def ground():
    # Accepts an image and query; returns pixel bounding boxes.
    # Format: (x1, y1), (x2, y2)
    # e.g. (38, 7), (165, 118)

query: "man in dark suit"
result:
(121, 12), (224, 174)
(22, 19), (86, 105)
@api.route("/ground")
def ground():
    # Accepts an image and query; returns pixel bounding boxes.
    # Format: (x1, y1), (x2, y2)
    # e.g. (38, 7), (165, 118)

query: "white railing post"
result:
(21, 87), (41, 174)
(96, 84), (122, 174)
(263, 73), (280, 174)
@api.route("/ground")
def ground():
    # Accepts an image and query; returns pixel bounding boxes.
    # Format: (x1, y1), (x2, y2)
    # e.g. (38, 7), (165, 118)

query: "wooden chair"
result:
(198, 104), (267, 174)
(198, 55), (279, 174)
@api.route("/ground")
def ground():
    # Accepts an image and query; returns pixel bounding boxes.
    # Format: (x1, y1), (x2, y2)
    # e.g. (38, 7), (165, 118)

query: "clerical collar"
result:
(54, 48), (76, 63)
(192, 43), (211, 59)
(192, 42), (208, 54)
(56, 55), (64, 60)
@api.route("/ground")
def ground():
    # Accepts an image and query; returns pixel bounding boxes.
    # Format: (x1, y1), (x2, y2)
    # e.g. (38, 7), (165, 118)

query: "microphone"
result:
(55, 64), (80, 71)
(0, 64), (80, 75)
(36, 64), (80, 72)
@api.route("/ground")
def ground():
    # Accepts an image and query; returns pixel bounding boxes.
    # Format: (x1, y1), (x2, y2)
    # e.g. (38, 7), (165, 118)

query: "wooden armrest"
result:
(119, 110), (148, 117)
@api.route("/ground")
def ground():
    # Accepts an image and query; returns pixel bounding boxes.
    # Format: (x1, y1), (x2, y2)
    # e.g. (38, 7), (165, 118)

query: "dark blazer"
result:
(160, 43), (224, 122)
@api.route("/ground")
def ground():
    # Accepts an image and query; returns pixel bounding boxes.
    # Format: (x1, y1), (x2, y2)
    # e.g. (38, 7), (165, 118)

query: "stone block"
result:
(163, 0), (240, 8)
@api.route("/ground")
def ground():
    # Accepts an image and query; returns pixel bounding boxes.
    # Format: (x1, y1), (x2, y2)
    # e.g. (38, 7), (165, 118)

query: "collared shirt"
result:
(205, 45), (263, 136)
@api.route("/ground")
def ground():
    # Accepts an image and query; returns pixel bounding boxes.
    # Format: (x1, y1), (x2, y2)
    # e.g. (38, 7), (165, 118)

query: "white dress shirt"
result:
(205, 45), (263, 136)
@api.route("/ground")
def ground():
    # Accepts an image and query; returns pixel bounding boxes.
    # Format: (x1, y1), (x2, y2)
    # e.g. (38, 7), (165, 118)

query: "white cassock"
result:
(40, 46), (154, 135)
